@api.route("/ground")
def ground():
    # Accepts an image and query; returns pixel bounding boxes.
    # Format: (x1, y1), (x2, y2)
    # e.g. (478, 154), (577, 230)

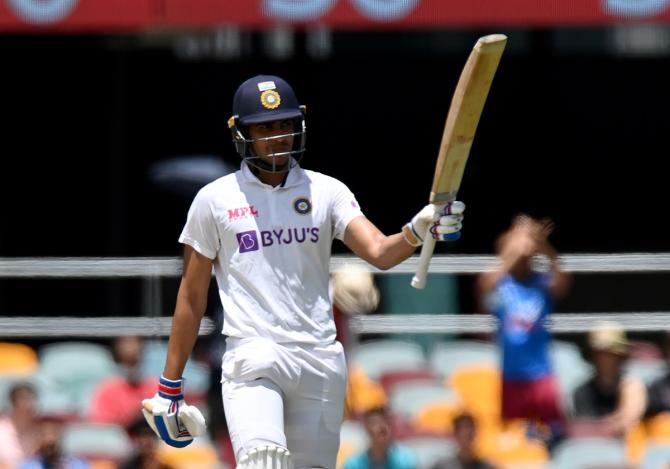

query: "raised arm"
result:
(343, 202), (465, 271)
(538, 239), (572, 299)
(343, 216), (416, 271)
(478, 216), (535, 294)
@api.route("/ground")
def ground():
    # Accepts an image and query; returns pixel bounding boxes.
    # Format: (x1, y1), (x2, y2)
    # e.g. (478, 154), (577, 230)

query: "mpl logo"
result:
(228, 205), (259, 221)
(236, 231), (260, 253)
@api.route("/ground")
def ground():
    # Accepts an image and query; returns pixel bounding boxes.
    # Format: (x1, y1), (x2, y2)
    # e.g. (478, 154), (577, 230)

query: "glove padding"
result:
(403, 201), (465, 247)
(142, 376), (207, 448)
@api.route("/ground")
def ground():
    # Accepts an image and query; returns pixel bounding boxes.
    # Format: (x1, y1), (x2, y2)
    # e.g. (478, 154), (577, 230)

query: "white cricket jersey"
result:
(179, 162), (364, 344)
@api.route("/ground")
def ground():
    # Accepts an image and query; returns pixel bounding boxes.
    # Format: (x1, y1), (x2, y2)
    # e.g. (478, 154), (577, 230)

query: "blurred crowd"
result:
(0, 336), (232, 469)
(3, 324), (670, 469)
(2, 217), (670, 469)
(2, 326), (670, 468)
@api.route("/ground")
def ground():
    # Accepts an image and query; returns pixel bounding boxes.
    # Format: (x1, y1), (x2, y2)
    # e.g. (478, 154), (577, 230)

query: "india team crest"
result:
(260, 90), (281, 109)
(293, 197), (312, 215)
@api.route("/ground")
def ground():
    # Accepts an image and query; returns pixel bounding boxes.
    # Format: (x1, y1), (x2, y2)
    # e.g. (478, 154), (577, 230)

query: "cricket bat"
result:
(411, 34), (507, 289)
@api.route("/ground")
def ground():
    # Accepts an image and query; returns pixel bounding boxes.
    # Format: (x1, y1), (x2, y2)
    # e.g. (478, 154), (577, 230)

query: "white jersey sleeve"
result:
(330, 179), (364, 241)
(178, 188), (221, 259)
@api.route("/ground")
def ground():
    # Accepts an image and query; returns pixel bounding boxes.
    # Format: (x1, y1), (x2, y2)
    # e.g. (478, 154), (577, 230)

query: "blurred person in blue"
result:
(431, 413), (496, 469)
(343, 406), (417, 469)
(573, 321), (647, 437)
(478, 214), (571, 447)
(140, 74), (465, 468)
(18, 416), (88, 469)
(0, 382), (40, 468)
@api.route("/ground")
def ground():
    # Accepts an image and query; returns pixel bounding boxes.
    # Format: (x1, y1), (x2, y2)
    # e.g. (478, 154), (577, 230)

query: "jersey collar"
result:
(240, 159), (306, 189)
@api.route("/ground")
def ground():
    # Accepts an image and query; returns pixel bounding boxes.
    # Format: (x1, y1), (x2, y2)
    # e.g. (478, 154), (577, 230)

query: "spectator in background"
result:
(0, 382), (40, 468)
(343, 406), (417, 469)
(573, 321), (647, 437)
(88, 336), (156, 427)
(18, 416), (88, 469)
(477, 215), (571, 448)
(120, 417), (171, 469)
(431, 413), (496, 469)
(645, 331), (670, 418)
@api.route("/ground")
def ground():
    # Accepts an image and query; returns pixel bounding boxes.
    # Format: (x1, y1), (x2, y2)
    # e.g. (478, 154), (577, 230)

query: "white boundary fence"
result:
(0, 253), (669, 337)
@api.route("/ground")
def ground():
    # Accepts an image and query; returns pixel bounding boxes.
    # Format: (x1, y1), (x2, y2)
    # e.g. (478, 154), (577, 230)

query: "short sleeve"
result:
(330, 179), (364, 241)
(178, 189), (220, 259)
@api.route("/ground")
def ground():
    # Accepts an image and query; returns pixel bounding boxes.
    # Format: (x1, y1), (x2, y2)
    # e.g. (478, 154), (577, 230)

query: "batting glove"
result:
(142, 375), (207, 448)
(403, 201), (465, 247)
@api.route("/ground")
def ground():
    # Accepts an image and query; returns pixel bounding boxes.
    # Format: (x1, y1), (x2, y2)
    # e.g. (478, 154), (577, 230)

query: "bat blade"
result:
(411, 34), (507, 290)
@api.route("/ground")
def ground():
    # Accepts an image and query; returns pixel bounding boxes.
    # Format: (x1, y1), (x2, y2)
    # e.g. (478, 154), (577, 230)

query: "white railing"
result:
(1, 252), (670, 277)
(0, 253), (668, 337)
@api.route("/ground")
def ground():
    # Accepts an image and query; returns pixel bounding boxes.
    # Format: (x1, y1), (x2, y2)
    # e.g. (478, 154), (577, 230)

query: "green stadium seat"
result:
(350, 340), (426, 381)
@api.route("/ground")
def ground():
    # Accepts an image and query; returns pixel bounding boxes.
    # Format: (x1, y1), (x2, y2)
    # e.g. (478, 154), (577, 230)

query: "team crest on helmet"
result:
(260, 90), (281, 109)
(293, 197), (312, 215)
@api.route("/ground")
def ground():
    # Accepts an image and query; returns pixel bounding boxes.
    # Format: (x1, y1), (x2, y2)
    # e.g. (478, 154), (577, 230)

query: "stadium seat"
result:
(157, 437), (220, 469)
(38, 342), (120, 415)
(62, 422), (132, 462)
(550, 340), (590, 374)
(379, 369), (438, 395)
(0, 342), (38, 376)
(486, 428), (549, 469)
(550, 342), (593, 415)
(448, 365), (501, 420)
(413, 400), (463, 435)
(140, 340), (210, 398)
(350, 339), (426, 381)
(641, 443), (670, 469)
(625, 421), (647, 466)
(389, 381), (459, 421)
(624, 359), (667, 385)
(398, 436), (457, 468)
(550, 437), (628, 469)
(429, 340), (498, 379)
(345, 365), (387, 416)
(645, 412), (670, 444)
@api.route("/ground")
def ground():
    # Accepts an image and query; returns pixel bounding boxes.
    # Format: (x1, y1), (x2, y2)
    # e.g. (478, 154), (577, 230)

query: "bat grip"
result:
(411, 228), (437, 289)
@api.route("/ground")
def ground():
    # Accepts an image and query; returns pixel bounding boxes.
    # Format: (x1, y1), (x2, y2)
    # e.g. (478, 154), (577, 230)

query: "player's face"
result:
(248, 119), (295, 166)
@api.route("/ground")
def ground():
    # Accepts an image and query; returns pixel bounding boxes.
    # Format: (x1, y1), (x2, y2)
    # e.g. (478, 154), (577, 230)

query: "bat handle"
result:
(411, 229), (437, 289)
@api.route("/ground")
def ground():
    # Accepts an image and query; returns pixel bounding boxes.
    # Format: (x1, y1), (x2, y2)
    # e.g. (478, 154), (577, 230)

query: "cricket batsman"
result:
(141, 74), (466, 468)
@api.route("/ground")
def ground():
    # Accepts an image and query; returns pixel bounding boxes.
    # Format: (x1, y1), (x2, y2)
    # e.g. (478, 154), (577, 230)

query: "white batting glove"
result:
(402, 201), (465, 247)
(141, 375), (207, 448)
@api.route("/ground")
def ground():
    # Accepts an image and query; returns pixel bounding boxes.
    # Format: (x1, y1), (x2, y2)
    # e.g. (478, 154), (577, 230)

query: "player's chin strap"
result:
(237, 445), (293, 469)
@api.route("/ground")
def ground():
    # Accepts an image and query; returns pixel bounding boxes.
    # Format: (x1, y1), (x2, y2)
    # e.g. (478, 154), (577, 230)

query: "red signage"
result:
(2, 0), (670, 31)
(163, 0), (670, 28)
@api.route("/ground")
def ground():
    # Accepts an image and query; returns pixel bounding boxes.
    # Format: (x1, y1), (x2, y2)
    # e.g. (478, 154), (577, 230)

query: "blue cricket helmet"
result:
(228, 75), (307, 172)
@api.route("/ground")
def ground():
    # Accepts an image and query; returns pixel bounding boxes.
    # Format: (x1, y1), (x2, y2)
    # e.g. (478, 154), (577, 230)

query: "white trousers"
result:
(221, 337), (347, 469)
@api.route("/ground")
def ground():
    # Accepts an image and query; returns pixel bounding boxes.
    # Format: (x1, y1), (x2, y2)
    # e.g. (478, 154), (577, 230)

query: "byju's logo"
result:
(236, 231), (260, 253)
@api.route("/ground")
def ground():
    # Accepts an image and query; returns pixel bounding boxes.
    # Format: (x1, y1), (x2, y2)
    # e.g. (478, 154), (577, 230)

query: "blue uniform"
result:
(343, 445), (418, 469)
(492, 272), (553, 381)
